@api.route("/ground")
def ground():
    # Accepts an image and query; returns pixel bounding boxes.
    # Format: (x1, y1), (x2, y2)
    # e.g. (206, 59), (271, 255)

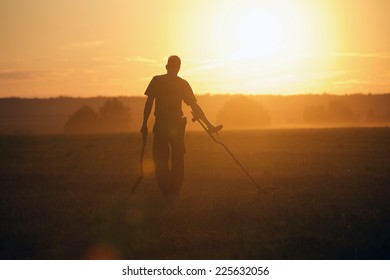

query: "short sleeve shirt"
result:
(144, 74), (197, 119)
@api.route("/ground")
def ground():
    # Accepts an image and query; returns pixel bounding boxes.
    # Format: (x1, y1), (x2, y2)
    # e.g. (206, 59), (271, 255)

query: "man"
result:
(141, 55), (218, 198)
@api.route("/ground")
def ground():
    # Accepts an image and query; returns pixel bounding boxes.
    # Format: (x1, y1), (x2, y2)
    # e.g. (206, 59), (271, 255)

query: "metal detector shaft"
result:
(131, 134), (147, 197)
(192, 113), (262, 191)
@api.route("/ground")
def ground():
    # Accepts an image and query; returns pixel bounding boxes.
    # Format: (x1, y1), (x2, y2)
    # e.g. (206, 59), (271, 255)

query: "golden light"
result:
(232, 11), (284, 58)
(179, 0), (334, 94)
(209, 6), (288, 61)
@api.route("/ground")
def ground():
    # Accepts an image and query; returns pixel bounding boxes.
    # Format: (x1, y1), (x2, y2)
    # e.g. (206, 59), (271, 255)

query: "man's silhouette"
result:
(141, 55), (217, 198)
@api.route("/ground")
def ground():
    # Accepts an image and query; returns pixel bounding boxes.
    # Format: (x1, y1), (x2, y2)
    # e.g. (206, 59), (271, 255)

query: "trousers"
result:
(153, 117), (187, 197)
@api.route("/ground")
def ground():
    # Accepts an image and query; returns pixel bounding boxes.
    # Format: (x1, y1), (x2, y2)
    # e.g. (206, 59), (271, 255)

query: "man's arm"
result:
(140, 95), (154, 139)
(189, 102), (221, 133)
(182, 79), (221, 133)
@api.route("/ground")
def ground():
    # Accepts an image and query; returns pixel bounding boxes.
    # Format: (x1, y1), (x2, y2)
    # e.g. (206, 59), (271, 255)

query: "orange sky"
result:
(0, 0), (389, 97)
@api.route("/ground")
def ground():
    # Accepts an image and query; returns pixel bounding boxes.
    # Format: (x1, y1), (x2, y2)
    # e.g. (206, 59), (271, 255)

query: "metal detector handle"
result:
(191, 111), (199, 122)
(191, 112), (223, 134)
(209, 124), (223, 134)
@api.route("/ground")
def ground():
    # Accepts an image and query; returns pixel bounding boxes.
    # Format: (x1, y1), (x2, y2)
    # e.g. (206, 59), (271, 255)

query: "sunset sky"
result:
(0, 0), (389, 97)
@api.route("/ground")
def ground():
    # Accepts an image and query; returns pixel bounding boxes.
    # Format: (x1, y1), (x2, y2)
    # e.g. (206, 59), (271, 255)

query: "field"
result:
(1, 128), (390, 259)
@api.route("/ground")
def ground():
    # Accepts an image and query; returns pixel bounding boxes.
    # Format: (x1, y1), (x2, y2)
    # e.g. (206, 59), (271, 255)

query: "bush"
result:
(64, 99), (131, 134)
(64, 105), (100, 134)
(99, 99), (131, 133)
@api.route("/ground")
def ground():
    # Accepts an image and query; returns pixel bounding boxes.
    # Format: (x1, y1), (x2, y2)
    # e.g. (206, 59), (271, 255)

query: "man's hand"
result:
(140, 125), (148, 140)
(207, 124), (223, 134)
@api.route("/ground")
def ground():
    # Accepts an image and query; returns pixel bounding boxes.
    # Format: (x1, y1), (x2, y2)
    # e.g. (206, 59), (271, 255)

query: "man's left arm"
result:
(189, 101), (220, 133)
(183, 80), (220, 133)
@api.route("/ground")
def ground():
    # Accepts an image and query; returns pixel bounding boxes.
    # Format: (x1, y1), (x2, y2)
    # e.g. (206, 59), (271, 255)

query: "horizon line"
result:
(1, 92), (390, 100)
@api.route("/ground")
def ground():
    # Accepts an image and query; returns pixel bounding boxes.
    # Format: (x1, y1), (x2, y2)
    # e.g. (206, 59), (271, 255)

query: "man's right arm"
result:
(140, 95), (154, 139)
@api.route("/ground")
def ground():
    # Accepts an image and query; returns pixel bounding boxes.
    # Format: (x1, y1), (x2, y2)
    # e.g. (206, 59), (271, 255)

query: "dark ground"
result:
(1, 128), (389, 259)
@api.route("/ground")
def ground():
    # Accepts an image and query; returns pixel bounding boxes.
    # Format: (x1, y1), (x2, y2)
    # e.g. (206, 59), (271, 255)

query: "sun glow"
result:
(209, 5), (296, 61)
(178, 0), (333, 94)
(233, 12), (284, 58)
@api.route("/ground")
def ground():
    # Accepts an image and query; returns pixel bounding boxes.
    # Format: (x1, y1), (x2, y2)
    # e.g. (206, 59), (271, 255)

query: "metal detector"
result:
(131, 132), (147, 197)
(192, 112), (263, 192)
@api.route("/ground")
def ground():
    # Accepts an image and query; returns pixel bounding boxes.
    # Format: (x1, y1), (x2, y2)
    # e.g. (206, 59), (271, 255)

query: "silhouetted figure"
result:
(141, 55), (217, 199)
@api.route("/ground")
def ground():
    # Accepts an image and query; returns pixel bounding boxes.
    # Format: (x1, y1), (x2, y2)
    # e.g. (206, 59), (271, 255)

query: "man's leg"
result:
(153, 123), (170, 195)
(169, 118), (187, 196)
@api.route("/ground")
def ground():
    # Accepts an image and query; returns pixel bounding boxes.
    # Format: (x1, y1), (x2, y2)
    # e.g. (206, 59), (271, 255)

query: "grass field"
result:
(1, 128), (390, 259)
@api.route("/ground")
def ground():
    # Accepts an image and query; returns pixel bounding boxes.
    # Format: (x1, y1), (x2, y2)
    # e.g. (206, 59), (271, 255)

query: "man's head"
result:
(166, 55), (181, 75)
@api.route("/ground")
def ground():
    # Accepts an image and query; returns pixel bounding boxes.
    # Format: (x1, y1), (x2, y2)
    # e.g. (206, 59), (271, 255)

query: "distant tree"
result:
(64, 105), (100, 134)
(367, 108), (375, 121)
(367, 108), (390, 124)
(99, 98), (131, 132)
(303, 105), (327, 124)
(64, 99), (132, 134)
(327, 100), (356, 123)
(216, 96), (270, 128)
(303, 100), (357, 125)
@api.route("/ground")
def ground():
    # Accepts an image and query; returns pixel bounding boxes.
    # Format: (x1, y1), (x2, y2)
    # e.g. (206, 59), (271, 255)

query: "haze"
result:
(0, 0), (389, 97)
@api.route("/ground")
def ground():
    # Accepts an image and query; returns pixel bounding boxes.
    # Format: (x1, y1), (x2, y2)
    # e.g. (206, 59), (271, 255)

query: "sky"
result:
(0, 0), (389, 98)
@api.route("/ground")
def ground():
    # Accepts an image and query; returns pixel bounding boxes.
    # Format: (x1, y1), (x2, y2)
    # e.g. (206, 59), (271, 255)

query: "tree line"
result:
(65, 95), (384, 133)
(2, 94), (389, 135)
